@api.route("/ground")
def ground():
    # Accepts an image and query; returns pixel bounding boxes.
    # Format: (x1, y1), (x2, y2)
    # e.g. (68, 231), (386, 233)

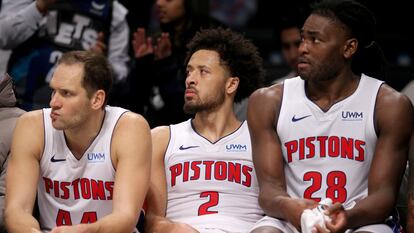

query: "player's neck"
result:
(64, 109), (106, 159)
(306, 73), (360, 112)
(193, 105), (241, 143)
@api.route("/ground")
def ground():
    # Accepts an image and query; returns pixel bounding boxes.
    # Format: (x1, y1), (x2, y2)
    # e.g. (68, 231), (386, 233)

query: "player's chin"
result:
(183, 103), (198, 115)
(51, 122), (65, 130)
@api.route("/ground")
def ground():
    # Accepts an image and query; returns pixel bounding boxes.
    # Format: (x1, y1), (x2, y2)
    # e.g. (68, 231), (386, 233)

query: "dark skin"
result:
(248, 14), (414, 233)
(407, 134), (414, 232)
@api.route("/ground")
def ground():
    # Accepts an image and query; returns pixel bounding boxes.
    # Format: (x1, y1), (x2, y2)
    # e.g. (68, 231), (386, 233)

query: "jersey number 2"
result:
(198, 191), (219, 216)
(303, 171), (347, 203)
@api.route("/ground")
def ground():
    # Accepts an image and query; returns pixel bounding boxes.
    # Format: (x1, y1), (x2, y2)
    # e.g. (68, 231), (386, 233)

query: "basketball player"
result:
(144, 27), (265, 233)
(5, 51), (151, 233)
(247, 0), (414, 232)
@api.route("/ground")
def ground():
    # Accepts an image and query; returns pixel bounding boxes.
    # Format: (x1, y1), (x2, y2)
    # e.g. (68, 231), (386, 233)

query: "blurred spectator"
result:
(124, 0), (223, 127)
(0, 74), (25, 232)
(271, 15), (304, 84)
(209, 0), (257, 30)
(234, 14), (304, 121)
(1, 0), (129, 110)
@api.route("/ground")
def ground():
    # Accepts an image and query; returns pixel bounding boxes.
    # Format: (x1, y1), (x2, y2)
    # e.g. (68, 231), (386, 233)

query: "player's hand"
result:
(132, 28), (154, 58)
(285, 198), (319, 231)
(49, 224), (91, 233)
(36, 0), (56, 15)
(90, 32), (107, 55)
(154, 32), (172, 60)
(313, 202), (347, 233)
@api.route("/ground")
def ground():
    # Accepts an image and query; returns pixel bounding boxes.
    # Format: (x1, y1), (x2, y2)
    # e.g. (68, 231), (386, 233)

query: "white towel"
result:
(300, 198), (333, 233)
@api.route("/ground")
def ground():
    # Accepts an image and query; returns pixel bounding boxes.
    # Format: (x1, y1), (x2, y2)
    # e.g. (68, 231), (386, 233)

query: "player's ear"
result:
(344, 38), (358, 59)
(226, 76), (239, 96)
(91, 90), (105, 110)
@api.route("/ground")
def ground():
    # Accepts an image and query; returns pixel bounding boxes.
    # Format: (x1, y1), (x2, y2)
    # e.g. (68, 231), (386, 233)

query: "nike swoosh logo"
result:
(179, 145), (200, 150)
(51, 155), (66, 162)
(291, 115), (311, 122)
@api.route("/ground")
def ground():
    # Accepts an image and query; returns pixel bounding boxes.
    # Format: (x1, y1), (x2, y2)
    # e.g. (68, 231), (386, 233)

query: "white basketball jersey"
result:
(277, 75), (383, 209)
(38, 106), (138, 232)
(165, 120), (264, 232)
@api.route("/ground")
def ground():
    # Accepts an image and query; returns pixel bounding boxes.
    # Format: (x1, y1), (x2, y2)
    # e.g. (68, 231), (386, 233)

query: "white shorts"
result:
(250, 216), (394, 233)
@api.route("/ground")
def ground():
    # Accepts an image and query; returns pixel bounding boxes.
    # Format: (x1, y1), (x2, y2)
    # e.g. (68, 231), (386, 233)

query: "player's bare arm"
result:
(248, 84), (317, 230)
(144, 126), (169, 233)
(406, 109), (414, 232)
(346, 85), (414, 229)
(144, 126), (199, 233)
(99, 112), (151, 232)
(5, 111), (44, 232)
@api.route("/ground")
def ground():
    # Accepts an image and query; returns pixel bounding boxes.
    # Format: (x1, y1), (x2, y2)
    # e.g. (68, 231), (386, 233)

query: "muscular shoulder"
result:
(111, 112), (151, 161)
(115, 111), (150, 135)
(151, 126), (170, 150)
(377, 84), (412, 105)
(17, 110), (44, 131)
(249, 83), (283, 106)
(12, 110), (44, 160)
(375, 84), (414, 135)
(248, 83), (284, 125)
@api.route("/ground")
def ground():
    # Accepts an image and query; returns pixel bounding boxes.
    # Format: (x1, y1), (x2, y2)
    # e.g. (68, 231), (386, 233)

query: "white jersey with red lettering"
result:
(277, 74), (383, 208)
(165, 119), (263, 232)
(38, 106), (138, 232)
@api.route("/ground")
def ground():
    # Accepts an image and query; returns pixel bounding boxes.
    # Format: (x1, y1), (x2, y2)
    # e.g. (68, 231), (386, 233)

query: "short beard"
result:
(183, 91), (225, 115)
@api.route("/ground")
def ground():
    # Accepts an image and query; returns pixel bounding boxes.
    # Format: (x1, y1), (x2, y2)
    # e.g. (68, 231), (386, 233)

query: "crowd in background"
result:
(0, 0), (413, 232)
(0, 0), (412, 127)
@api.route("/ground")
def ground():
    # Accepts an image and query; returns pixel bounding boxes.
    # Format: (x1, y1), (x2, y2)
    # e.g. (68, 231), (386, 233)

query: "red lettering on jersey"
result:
(328, 136), (340, 157)
(43, 177), (53, 194)
(105, 181), (114, 200)
(80, 178), (91, 199)
(214, 161), (227, 180)
(169, 161), (253, 188)
(203, 161), (214, 180)
(60, 182), (70, 199)
(169, 163), (182, 187)
(317, 136), (328, 157)
(285, 136), (366, 163)
(42, 178), (114, 201)
(80, 211), (98, 224)
(53, 180), (60, 197)
(72, 179), (81, 200)
(190, 161), (201, 180)
(242, 166), (252, 187)
(306, 137), (315, 159)
(299, 138), (305, 160)
(56, 210), (98, 226)
(341, 137), (354, 159)
(56, 209), (72, 226)
(285, 140), (298, 163)
(183, 161), (190, 182)
(91, 179), (106, 200)
(355, 140), (365, 161)
(228, 162), (241, 184)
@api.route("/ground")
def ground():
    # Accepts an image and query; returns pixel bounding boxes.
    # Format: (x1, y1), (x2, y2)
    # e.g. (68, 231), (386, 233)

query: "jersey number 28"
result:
(303, 171), (347, 203)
